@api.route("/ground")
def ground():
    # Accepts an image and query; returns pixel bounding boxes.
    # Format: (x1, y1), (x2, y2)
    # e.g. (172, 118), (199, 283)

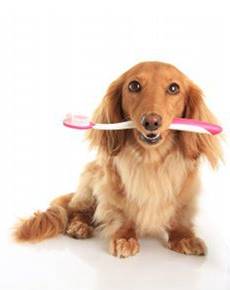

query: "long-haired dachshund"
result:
(14, 62), (222, 258)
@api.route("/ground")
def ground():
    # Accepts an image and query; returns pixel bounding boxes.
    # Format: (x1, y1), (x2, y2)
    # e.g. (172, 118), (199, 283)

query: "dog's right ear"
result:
(87, 76), (126, 156)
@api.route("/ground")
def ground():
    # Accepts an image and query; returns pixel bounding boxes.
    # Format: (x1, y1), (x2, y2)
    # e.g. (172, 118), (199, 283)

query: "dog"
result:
(14, 62), (222, 258)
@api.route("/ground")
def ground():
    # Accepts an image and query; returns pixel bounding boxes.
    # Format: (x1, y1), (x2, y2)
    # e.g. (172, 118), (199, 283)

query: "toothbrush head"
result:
(63, 114), (95, 130)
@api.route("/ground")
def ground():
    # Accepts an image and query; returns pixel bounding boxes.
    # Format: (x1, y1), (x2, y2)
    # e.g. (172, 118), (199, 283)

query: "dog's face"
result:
(88, 61), (221, 167)
(121, 62), (187, 148)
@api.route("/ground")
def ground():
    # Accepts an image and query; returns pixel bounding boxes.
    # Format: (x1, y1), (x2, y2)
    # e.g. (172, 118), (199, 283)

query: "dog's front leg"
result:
(166, 169), (207, 256)
(167, 205), (207, 256)
(95, 201), (140, 258)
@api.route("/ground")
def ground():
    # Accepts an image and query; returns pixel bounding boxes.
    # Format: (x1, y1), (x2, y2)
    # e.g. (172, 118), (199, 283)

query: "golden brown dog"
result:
(14, 62), (222, 258)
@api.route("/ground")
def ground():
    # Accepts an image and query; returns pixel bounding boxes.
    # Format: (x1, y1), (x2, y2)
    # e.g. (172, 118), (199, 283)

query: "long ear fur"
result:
(179, 82), (222, 168)
(87, 76), (126, 156)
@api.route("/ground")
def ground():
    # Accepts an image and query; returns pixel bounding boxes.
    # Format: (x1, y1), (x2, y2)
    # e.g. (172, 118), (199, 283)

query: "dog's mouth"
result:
(138, 132), (162, 145)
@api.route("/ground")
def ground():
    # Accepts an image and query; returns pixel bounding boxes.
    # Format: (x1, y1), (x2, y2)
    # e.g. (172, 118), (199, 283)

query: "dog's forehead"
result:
(126, 62), (185, 82)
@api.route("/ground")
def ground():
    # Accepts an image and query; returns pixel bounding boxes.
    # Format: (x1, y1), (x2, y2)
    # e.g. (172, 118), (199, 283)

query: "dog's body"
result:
(14, 62), (221, 258)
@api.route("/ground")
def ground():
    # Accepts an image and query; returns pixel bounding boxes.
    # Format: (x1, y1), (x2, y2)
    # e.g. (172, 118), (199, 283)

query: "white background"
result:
(1, 1), (230, 289)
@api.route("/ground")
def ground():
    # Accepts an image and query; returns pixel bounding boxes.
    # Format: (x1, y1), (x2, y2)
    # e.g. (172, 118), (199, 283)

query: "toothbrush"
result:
(63, 114), (222, 135)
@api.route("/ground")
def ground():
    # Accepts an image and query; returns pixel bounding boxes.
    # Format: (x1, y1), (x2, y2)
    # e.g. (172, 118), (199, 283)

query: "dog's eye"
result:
(167, 83), (180, 95)
(128, 80), (142, 92)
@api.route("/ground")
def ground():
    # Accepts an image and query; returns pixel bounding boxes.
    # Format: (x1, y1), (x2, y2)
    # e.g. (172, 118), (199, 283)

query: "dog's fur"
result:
(14, 62), (222, 258)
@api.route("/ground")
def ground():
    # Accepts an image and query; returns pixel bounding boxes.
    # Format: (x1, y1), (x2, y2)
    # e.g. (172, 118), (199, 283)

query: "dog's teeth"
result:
(139, 132), (161, 145)
(144, 134), (160, 140)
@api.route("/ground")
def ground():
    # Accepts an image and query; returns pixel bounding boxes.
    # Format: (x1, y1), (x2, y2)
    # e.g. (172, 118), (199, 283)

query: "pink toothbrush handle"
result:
(172, 118), (222, 135)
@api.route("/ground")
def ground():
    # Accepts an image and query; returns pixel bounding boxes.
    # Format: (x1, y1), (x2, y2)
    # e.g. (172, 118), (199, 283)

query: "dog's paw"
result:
(66, 220), (93, 239)
(168, 237), (207, 256)
(109, 238), (140, 258)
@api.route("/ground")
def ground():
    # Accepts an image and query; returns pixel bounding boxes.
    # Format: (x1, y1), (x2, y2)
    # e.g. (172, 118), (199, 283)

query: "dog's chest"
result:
(115, 148), (189, 234)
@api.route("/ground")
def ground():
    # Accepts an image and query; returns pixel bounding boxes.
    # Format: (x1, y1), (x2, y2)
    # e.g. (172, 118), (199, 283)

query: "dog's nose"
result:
(141, 113), (162, 131)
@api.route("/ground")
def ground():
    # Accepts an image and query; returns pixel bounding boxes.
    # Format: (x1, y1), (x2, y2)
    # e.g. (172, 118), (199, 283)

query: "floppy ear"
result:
(87, 76), (126, 156)
(179, 82), (222, 168)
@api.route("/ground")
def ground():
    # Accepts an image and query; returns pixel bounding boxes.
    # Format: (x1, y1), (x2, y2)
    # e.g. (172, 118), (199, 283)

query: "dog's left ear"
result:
(179, 82), (222, 168)
(87, 76), (126, 156)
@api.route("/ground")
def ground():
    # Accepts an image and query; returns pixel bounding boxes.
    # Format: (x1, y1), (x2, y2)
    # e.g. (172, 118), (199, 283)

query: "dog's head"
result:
(88, 62), (221, 167)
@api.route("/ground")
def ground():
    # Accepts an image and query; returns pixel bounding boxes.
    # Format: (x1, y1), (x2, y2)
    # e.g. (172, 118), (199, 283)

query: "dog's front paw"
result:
(109, 238), (140, 258)
(66, 220), (93, 239)
(168, 237), (207, 256)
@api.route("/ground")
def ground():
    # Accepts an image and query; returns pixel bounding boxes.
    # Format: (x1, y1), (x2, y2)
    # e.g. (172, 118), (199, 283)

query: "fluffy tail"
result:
(13, 193), (74, 243)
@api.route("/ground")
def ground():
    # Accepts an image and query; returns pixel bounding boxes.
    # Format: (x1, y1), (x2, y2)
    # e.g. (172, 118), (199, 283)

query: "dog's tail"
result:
(13, 193), (74, 243)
